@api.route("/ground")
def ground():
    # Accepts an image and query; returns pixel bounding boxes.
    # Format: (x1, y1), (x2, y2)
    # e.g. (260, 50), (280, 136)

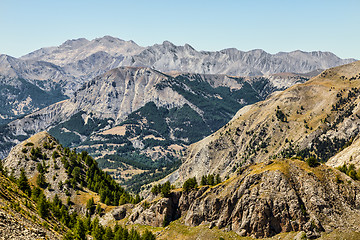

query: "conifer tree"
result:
(104, 226), (114, 240)
(36, 172), (47, 188)
(215, 174), (221, 185)
(74, 218), (86, 240)
(18, 168), (31, 196)
(37, 194), (48, 218)
(161, 181), (171, 197)
(201, 175), (207, 186)
(142, 229), (156, 240)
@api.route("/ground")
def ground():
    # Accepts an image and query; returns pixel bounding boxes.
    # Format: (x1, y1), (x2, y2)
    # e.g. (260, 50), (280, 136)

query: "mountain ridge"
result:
(0, 66), (310, 157)
(0, 36), (355, 126)
(0, 66), (312, 193)
(17, 36), (356, 78)
(167, 60), (360, 185)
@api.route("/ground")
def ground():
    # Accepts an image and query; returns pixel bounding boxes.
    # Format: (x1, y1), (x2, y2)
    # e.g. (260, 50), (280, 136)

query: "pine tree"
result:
(104, 226), (114, 240)
(37, 194), (48, 218)
(92, 225), (103, 240)
(36, 172), (47, 188)
(129, 228), (141, 240)
(119, 194), (126, 205)
(122, 228), (129, 240)
(63, 230), (74, 240)
(142, 229), (156, 240)
(201, 175), (207, 186)
(72, 166), (81, 181)
(74, 218), (86, 240)
(18, 168), (31, 196)
(96, 203), (102, 215)
(86, 197), (94, 215)
(161, 181), (171, 197)
(183, 177), (198, 192)
(215, 174), (221, 185)
(207, 174), (215, 186)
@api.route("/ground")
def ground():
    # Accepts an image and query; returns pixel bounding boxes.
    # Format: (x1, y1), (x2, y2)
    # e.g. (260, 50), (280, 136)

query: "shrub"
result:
(276, 109), (287, 122)
(306, 157), (318, 167)
(52, 151), (60, 159)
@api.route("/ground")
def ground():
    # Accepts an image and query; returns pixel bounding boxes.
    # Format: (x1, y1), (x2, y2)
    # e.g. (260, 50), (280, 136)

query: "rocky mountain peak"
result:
(184, 43), (195, 51)
(162, 40), (176, 48)
(4, 131), (62, 181)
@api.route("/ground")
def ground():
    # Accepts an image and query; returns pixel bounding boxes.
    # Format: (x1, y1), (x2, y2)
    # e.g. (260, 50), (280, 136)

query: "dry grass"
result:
(100, 125), (127, 136)
(143, 135), (166, 141)
(103, 163), (147, 182)
(72, 188), (100, 206)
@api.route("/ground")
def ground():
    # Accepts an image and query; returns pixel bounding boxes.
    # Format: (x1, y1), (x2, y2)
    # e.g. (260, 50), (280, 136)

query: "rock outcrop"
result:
(130, 159), (360, 238)
(129, 196), (180, 227)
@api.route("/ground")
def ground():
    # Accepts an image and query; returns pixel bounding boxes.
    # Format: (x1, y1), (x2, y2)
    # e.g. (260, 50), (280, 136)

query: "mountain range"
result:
(0, 36), (356, 191)
(170, 60), (360, 183)
(1, 36), (360, 239)
(2, 61), (360, 239)
(20, 36), (355, 78)
(0, 36), (355, 124)
(0, 67), (313, 192)
(131, 60), (360, 238)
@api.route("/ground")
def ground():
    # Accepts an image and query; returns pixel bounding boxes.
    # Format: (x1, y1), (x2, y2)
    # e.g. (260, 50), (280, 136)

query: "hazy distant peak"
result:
(11, 35), (356, 93)
(0, 54), (14, 61)
(20, 35), (144, 66)
(184, 43), (195, 50)
(162, 40), (176, 47)
(60, 38), (89, 48)
(96, 35), (123, 41)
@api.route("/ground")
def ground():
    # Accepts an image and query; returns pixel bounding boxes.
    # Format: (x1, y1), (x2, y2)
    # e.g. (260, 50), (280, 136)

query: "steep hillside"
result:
(0, 75), (66, 125)
(171, 60), (360, 183)
(3, 131), (139, 207)
(0, 131), (159, 239)
(0, 54), (74, 95)
(0, 168), (62, 239)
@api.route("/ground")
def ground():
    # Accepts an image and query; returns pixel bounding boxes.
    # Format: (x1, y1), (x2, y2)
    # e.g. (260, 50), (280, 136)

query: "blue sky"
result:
(0, 0), (359, 59)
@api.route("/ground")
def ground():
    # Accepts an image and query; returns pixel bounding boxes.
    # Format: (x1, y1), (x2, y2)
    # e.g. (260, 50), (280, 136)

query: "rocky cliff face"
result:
(129, 159), (360, 238)
(170, 60), (360, 183)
